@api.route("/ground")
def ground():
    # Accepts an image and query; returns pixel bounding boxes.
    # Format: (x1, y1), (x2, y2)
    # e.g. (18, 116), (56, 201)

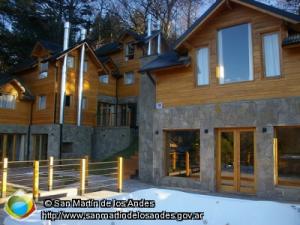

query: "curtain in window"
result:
(197, 47), (209, 85)
(263, 33), (280, 77)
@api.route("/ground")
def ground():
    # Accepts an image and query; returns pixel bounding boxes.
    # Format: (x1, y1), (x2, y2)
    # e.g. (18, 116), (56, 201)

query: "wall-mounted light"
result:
(155, 130), (159, 135)
(204, 129), (209, 134)
(262, 127), (267, 133)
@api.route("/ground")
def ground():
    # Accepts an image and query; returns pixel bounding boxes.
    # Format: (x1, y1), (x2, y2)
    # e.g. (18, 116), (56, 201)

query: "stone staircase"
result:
(123, 152), (139, 180)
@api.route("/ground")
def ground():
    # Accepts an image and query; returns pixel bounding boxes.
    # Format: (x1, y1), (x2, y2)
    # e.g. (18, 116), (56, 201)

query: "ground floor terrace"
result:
(139, 96), (300, 202)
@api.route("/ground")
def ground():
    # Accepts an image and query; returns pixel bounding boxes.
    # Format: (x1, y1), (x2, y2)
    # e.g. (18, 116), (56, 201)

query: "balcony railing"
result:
(97, 112), (131, 127)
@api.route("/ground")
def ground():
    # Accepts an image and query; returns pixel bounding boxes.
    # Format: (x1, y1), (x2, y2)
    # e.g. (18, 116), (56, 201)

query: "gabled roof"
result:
(39, 40), (62, 54)
(95, 42), (122, 56)
(11, 58), (38, 74)
(175, 0), (300, 49)
(140, 51), (190, 73)
(0, 73), (34, 101)
(282, 33), (300, 46)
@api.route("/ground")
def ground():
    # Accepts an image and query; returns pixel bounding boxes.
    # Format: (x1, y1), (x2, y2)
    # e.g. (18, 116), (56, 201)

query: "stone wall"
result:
(30, 124), (61, 159)
(141, 96), (300, 201)
(62, 125), (94, 158)
(92, 127), (133, 160)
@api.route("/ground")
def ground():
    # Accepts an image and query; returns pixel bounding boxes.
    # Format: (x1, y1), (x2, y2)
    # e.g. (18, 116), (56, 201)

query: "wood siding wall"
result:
(111, 35), (143, 98)
(18, 62), (56, 124)
(155, 4), (300, 107)
(0, 83), (31, 124)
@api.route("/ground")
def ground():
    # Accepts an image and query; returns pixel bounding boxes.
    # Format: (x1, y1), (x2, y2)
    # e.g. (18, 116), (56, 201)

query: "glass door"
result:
(217, 128), (255, 194)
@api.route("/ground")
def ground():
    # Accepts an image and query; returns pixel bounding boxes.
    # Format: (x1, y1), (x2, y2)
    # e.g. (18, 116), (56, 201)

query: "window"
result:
(39, 62), (48, 79)
(38, 95), (46, 110)
(125, 43), (135, 61)
(0, 93), (16, 109)
(67, 56), (75, 68)
(65, 95), (71, 107)
(97, 102), (115, 127)
(99, 74), (109, 84)
(196, 47), (209, 85)
(218, 23), (253, 84)
(82, 97), (87, 110)
(275, 127), (300, 186)
(124, 72), (134, 85)
(84, 60), (88, 73)
(166, 130), (200, 178)
(263, 33), (281, 77)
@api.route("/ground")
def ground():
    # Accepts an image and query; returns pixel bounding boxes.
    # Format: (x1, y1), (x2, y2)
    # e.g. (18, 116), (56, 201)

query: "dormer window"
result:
(39, 62), (48, 79)
(125, 43), (135, 61)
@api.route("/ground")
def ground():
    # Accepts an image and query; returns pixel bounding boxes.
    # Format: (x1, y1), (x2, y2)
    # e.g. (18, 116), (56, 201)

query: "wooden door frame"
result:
(216, 128), (256, 194)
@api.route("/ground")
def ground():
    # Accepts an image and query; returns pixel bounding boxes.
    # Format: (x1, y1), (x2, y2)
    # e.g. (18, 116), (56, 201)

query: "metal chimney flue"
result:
(77, 28), (86, 126)
(147, 14), (152, 37)
(63, 22), (70, 51)
(80, 28), (86, 41)
(60, 21), (70, 124)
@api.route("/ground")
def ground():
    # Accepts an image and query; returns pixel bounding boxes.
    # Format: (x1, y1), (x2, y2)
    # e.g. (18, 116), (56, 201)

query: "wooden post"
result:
(172, 152), (177, 171)
(33, 160), (39, 201)
(117, 157), (123, 192)
(1, 158), (8, 198)
(273, 138), (278, 185)
(48, 156), (54, 191)
(185, 152), (190, 177)
(80, 158), (86, 195)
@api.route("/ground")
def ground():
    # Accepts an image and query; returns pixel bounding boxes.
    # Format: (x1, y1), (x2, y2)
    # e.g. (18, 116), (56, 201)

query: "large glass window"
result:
(165, 130), (200, 179)
(196, 47), (209, 86)
(218, 23), (253, 84)
(263, 33), (281, 77)
(276, 127), (300, 186)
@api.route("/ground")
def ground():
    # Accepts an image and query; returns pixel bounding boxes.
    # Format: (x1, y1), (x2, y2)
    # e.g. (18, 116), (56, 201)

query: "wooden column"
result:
(117, 157), (123, 192)
(185, 152), (190, 177)
(48, 156), (54, 191)
(33, 160), (39, 201)
(80, 158), (86, 195)
(1, 158), (8, 198)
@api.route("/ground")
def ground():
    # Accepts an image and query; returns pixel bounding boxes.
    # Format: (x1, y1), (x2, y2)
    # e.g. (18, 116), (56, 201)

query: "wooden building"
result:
(139, 0), (300, 201)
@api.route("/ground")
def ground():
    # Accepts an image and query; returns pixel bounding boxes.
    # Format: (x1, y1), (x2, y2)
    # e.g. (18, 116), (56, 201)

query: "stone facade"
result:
(139, 96), (300, 201)
(92, 127), (133, 160)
